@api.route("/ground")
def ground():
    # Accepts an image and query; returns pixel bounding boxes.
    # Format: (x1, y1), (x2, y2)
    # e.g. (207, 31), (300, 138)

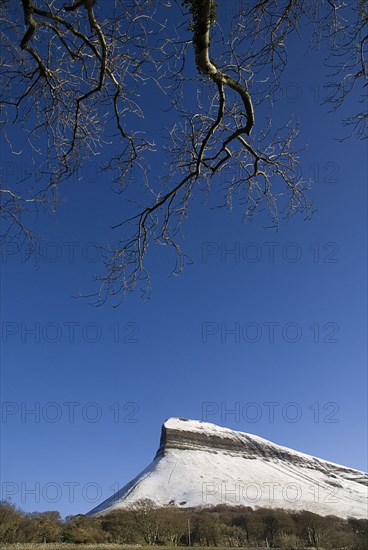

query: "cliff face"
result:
(88, 418), (368, 519)
(156, 418), (366, 482)
(157, 418), (321, 460)
(156, 418), (272, 456)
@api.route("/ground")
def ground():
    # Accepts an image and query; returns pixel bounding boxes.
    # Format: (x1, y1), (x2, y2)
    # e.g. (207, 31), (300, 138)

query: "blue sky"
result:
(0, 2), (367, 518)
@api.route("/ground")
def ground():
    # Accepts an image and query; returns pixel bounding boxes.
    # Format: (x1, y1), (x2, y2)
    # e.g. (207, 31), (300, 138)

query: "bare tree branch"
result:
(0, 0), (365, 304)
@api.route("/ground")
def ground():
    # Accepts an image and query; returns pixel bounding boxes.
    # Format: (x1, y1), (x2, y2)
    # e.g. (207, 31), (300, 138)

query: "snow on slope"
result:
(88, 418), (368, 519)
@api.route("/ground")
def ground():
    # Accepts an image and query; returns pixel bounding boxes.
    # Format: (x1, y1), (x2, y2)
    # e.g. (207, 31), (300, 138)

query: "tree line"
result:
(1, 499), (367, 549)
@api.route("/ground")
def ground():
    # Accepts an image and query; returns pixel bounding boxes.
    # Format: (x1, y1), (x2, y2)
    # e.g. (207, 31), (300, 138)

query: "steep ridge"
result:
(88, 418), (367, 519)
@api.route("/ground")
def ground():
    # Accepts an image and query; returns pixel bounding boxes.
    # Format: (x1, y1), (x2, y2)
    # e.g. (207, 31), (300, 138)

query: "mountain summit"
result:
(88, 418), (367, 519)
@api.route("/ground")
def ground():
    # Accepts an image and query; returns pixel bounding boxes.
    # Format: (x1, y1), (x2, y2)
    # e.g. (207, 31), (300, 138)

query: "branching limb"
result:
(0, 0), (363, 304)
(185, 0), (254, 135)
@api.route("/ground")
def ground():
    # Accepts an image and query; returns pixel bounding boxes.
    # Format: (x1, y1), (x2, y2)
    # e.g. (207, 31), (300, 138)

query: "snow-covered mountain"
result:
(88, 418), (367, 519)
